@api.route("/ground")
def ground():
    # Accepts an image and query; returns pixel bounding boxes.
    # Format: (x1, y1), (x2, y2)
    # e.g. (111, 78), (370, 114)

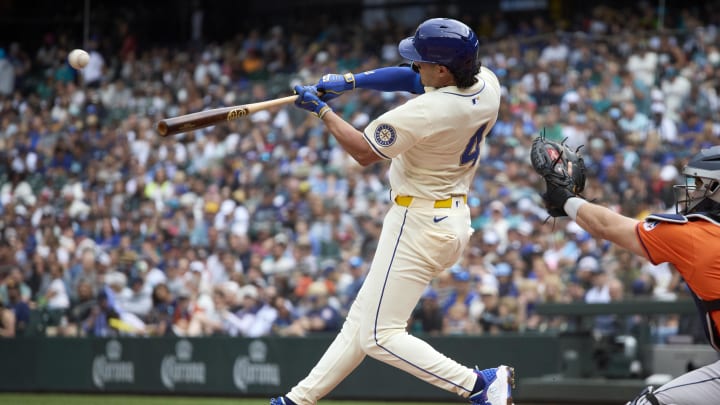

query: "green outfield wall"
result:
(0, 334), (562, 401)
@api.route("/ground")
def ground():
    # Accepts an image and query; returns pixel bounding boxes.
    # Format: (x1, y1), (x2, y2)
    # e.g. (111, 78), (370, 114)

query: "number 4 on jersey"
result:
(460, 123), (488, 166)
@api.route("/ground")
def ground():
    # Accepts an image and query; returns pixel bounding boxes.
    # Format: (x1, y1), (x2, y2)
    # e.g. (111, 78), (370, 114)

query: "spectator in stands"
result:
(516, 278), (541, 331)
(82, 290), (119, 337)
(271, 295), (306, 337)
(298, 281), (341, 334)
(229, 284), (278, 337)
(66, 248), (101, 301)
(164, 258), (189, 298)
(65, 280), (96, 336)
(0, 267), (31, 305)
(0, 241), (15, 277)
(43, 260), (69, 311)
(118, 277), (152, 319)
(617, 101), (651, 143)
(659, 66), (691, 123)
(0, 299), (15, 337)
(442, 266), (483, 324)
(626, 42), (658, 88)
(26, 252), (50, 303)
(539, 35), (569, 65)
(292, 236), (318, 277)
(409, 287), (443, 335)
(170, 289), (195, 336)
(0, 48), (14, 96)
(648, 102), (678, 144)
(478, 284), (501, 334)
(293, 259), (318, 302)
(574, 254), (600, 290)
(81, 38), (105, 88)
(585, 267), (625, 335)
(444, 298), (481, 335)
(495, 296), (520, 332)
(5, 279), (30, 336)
(486, 201), (510, 249)
(144, 283), (175, 336)
(186, 285), (226, 336)
(494, 262), (519, 298)
(338, 256), (366, 310)
(261, 233), (296, 281)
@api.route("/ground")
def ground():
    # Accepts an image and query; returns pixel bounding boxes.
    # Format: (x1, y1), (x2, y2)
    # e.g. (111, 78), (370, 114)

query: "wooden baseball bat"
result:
(156, 95), (298, 137)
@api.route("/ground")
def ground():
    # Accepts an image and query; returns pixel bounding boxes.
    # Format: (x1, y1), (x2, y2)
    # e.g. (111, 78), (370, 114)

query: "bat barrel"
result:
(155, 95), (298, 137)
(155, 108), (231, 137)
(157, 121), (169, 137)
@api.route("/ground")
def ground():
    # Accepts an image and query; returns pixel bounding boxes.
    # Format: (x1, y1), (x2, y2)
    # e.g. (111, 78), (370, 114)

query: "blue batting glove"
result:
(293, 85), (332, 118)
(316, 73), (355, 101)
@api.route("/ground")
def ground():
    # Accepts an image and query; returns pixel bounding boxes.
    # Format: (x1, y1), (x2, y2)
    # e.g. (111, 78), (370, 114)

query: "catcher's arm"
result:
(572, 201), (645, 257)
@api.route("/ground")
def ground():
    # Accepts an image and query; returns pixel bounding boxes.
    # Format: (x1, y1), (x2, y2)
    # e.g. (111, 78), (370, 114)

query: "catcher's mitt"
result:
(530, 136), (586, 217)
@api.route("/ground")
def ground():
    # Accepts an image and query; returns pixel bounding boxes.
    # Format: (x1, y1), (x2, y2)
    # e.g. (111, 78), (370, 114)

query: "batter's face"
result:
(413, 61), (455, 88)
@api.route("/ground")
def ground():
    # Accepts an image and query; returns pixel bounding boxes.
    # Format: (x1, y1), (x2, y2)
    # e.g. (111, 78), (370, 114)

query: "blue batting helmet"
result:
(398, 18), (480, 77)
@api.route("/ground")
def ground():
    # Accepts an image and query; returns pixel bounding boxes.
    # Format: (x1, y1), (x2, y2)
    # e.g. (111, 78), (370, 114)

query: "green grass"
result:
(0, 394), (461, 405)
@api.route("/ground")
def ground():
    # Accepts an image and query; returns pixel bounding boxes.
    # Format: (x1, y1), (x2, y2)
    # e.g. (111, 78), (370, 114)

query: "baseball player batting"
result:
(270, 18), (513, 405)
(531, 141), (720, 404)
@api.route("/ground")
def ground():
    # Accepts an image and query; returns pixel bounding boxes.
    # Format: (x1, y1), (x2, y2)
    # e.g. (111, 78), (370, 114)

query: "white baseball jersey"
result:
(364, 66), (501, 199)
(285, 68), (503, 405)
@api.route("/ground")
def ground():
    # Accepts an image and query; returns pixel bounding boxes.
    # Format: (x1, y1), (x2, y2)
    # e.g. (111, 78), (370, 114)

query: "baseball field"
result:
(0, 394), (565, 405)
(0, 395), (461, 405)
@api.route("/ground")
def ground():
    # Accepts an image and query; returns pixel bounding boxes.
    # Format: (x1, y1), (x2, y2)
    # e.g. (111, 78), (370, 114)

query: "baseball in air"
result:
(68, 49), (90, 69)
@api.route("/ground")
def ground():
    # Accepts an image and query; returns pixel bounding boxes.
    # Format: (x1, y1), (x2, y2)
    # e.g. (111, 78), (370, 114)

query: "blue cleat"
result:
(269, 398), (287, 405)
(469, 365), (515, 405)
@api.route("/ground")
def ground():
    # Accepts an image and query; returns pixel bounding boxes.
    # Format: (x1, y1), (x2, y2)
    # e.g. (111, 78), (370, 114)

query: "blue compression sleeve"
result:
(353, 67), (425, 94)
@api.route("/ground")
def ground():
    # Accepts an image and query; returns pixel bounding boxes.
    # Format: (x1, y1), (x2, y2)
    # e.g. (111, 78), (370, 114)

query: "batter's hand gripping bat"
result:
(156, 95), (298, 137)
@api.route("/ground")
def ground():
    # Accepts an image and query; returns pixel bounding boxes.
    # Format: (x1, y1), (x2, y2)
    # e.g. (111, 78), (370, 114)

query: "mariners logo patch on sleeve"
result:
(374, 124), (397, 147)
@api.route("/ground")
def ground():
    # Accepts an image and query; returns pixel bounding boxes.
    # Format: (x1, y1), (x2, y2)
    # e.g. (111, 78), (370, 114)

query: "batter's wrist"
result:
(343, 73), (356, 90)
(318, 105), (332, 119)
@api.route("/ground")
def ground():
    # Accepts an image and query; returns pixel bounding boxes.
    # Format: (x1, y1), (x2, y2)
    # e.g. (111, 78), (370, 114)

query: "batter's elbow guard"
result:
(626, 386), (661, 405)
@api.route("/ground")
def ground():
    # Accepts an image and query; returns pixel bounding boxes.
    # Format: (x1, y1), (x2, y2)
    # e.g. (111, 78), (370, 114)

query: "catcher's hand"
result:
(530, 136), (586, 217)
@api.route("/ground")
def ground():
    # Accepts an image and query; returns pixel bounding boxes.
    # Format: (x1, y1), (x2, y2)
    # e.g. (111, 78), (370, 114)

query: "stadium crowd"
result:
(0, 3), (719, 340)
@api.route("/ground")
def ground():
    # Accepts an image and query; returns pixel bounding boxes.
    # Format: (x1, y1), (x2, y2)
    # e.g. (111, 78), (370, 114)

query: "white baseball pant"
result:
(287, 197), (477, 405)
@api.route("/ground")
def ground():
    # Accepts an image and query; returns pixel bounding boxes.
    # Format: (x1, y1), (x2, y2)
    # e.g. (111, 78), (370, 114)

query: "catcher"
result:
(531, 138), (720, 405)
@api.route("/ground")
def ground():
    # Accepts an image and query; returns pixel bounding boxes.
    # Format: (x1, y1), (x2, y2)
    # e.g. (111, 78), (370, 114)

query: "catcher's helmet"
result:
(398, 18), (480, 79)
(674, 146), (720, 215)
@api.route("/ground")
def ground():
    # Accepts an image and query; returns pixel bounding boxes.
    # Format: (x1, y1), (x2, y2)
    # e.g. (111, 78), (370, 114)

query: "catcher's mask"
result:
(673, 146), (720, 215)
